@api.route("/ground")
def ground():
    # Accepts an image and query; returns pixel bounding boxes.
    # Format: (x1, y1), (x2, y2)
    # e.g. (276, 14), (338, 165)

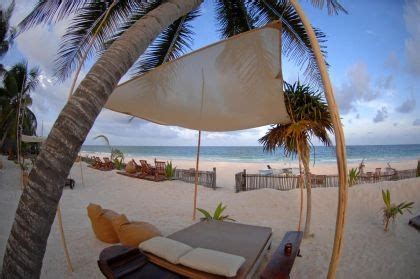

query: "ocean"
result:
(81, 144), (420, 164)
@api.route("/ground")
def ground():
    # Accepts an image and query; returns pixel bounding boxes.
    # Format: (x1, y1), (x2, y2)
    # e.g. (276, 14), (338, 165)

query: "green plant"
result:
(348, 167), (360, 186)
(111, 148), (124, 170)
(382, 189), (414, 232)
(164, 161), (176, 179)
(196, 202), (235, 221)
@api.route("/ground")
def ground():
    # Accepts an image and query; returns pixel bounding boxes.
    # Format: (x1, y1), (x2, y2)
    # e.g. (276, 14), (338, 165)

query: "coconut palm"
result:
(0, 62), (40, 154)
(0, 0), (16, 73)
(259, 81), (333, 237)
(2, 1), (347, 278)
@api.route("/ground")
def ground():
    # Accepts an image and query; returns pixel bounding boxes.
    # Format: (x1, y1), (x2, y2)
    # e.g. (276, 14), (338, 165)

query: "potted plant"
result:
(196, 202), (235, 222)
(381, 189), (414, 231)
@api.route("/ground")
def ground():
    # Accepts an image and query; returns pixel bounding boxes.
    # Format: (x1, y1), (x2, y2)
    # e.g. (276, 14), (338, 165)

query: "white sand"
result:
(0, 155), (419, 278)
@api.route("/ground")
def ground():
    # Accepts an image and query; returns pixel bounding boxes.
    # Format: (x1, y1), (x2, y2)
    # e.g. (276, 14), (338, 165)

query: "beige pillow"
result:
(178, 248), (245, 277)
(139, 236), (192, 264)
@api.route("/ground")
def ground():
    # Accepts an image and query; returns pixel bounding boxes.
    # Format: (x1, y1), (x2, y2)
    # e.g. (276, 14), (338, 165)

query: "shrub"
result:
(196, 202), (235, 221)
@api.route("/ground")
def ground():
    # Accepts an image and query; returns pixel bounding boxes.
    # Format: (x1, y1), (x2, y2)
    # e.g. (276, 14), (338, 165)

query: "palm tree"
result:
(259, 81), (333, 238)
(0, 0), (16, 73)
(1, 1), (348, 278)
(0, 62), (40, 156)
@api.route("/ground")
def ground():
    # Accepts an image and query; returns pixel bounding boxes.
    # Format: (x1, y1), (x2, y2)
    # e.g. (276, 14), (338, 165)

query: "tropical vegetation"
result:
(93, 134), (125, 169)
(348, 167), (360, 186)
(196, 202), (235, 221)
(0, 62), (40, 156)
(164, 161), (177, 179)
(2, 1), (347, 277)
(0, 0), (15, 60)
(259, 81), (333, 237)
(381, 189), (413, 232)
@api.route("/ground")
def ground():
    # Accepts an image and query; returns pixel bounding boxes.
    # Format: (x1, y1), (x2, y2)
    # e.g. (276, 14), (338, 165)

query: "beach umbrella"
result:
(105, 21), (290, 220)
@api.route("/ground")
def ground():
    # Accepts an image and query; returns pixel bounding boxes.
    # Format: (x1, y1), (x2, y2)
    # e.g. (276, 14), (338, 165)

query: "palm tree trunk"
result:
(1, 1), (202, 277)
(302, 150), (312, 238)
(289, 1), (348, 278)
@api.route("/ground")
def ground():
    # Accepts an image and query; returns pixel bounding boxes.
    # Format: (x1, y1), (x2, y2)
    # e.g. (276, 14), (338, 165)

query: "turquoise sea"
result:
(81, 145), (420, 164)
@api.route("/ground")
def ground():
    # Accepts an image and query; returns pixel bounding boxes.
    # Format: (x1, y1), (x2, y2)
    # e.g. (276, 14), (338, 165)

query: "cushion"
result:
(87, 203), (120, 243)
(139, 236), (192, 264)
(178, 248), (246, 277)
(112, 216), (162, 247)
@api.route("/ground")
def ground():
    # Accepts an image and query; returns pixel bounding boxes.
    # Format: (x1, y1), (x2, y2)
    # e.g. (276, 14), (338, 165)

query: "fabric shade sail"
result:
(105, 21), (290, 131)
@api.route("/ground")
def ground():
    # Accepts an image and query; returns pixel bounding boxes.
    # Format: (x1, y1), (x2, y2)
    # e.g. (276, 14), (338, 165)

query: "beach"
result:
(0, 156), (419, 278)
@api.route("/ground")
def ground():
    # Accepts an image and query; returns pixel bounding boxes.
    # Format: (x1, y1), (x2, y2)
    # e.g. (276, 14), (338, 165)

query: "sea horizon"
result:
(81, 144), (420, 164)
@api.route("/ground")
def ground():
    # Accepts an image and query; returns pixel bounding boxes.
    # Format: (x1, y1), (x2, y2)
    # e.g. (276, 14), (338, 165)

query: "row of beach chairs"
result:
(119, 159), (167, 182)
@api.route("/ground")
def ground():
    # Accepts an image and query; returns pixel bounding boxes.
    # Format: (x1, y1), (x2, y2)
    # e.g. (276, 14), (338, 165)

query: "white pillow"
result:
(139, 236), (193, 264)
(178, 248), (246, 277)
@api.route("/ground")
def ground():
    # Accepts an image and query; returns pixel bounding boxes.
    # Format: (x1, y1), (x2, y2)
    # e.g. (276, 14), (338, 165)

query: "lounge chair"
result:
(408, 215), (420, 231)
(142, 220), (272, 278)
(139, 160), (155, 177)
(103, 157), (114, 170)
(154, 160), (166, 181)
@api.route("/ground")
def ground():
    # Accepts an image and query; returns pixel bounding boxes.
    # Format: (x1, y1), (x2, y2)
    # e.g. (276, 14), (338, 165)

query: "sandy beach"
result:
(0, 156), (419, 278)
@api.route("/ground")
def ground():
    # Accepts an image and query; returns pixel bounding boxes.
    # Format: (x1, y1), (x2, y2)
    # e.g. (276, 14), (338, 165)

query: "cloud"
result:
(413, 119), (420, 126)
(384, 52), (399, 71)
(404, 0), (420, 76)
(335, 62), (381, 114)
(373, 107), (388, 123)
(395, 96), (416, 113)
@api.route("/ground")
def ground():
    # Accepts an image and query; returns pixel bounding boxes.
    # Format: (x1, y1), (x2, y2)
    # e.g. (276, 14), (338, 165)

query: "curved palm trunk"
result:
(1, 0), (202, 277)
(302, 150), (312, 237)
(289, 1), (348, 278)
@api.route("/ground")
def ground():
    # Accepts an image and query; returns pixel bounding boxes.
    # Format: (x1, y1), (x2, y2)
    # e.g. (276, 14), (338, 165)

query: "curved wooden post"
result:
(288, 1), (348, 278)
(56, 205), (73, 272)
(193, 130), (202, 220)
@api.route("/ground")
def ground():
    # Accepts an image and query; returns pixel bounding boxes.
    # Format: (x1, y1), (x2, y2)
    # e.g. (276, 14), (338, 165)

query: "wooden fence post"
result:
(212, 167), (216, 190)
(242, 169), (247, 192)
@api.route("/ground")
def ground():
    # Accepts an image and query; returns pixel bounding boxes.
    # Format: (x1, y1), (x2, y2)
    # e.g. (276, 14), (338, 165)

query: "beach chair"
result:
(408, 215), (420, 231)
(154, 160), (166, 181)
(103, 157), (114, 170)
(374, 168), (381, 182)
(139, 160), (155, 177)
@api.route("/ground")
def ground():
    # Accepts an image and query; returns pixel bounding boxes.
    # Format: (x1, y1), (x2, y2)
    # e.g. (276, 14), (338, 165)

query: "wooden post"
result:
(192, 130), (202, 220)
(289, 1), (348, 278)
(242, 169), (247, 192)
(57, 205), (73, 272)
(212, 167), (216, 189)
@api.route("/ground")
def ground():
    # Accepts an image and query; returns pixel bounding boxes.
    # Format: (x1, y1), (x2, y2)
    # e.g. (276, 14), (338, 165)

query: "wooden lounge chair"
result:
(143, 220), (272, 278)
(98, 245), (182, 279)
(139, 160), (155, 177)
(103, 157), (115, 170)
(154, 160), (166, 181)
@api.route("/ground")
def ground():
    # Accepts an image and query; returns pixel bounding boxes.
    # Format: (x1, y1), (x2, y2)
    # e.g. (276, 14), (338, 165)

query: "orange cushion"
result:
(112, 215), (162, 247)
(87, 203), (120, 243)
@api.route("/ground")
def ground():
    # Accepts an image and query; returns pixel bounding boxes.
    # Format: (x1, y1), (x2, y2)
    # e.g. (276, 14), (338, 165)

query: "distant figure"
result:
(267, 165), (272, 169)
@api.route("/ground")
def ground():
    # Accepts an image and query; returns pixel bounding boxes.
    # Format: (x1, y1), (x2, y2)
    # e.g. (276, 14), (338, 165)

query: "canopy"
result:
(21, 135), (45, 143)
(105, 22), (290, 131)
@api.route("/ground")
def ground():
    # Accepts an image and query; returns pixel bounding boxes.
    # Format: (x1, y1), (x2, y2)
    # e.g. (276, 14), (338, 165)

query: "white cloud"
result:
(334, 62), (381, 114)
(404, 0), (420, 76)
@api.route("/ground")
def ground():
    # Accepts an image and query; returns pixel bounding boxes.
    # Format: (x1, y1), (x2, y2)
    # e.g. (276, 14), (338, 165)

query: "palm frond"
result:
(308, 0), (347, 15)
(16, 0), (86, 35)
(214, 0), (254, 38)
(248, 0), (328, 88)
(54, 0), (141, 80)
(130, 8), (200, 76)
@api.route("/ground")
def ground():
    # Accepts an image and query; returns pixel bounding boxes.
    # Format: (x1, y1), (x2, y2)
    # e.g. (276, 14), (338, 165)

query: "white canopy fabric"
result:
(105, 21), (290, 131)
(21, 135), (45, 143)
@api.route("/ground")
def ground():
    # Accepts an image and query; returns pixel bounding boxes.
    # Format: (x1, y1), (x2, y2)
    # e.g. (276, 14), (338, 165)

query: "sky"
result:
(1, 0), (420, 146)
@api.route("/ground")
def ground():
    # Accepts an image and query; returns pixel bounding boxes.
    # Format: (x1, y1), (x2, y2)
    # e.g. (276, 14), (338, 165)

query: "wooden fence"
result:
(174, 168), (216, 189)
(235, 169), (418, 193)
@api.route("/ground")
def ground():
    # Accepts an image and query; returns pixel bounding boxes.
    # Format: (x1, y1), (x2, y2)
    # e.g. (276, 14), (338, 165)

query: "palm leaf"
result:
(214, 0), (254, 38)
(16, 0), (86, 34)
(248, 0), (328, 88)
(196, 208), (212, 219)
(308, 0), (347, 15)
(54, 0), (141, 80)
(130, 8), (200, 76)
